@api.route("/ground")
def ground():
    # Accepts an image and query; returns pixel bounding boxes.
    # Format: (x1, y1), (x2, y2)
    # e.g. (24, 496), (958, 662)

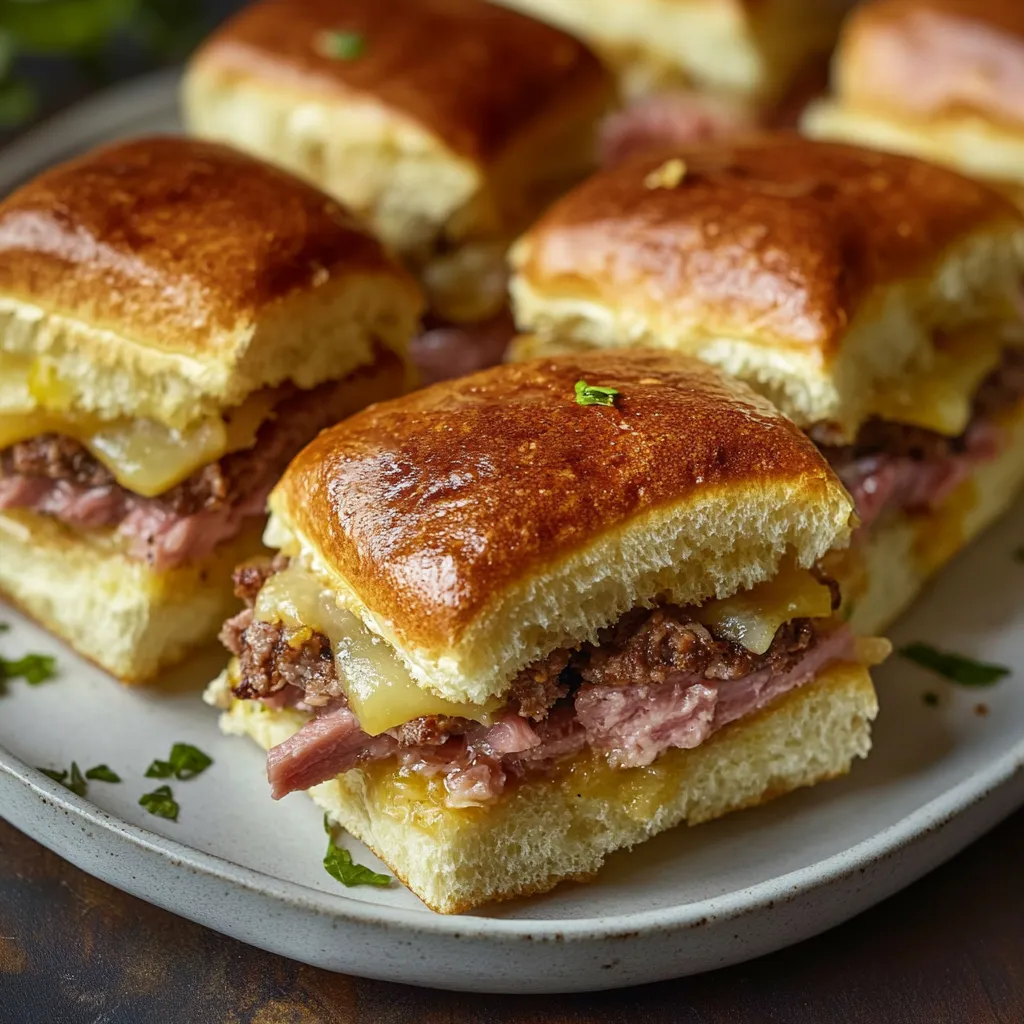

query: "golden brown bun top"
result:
(848, 0), (1024, 40)
(515, 135), (1020, 354)
(190, 0), (610, 163)
(274, 349), (843, 650)
(0, 136), (410, 354)
(836, 1), (1024, 129)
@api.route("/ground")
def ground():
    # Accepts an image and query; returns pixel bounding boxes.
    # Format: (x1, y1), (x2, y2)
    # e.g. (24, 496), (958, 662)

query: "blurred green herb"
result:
(1, 652), (57, 685)
(900, 643), (1010, 687)
(39, 761), (87, 796)
(0, 0), (207, 126)
(145, 742), (212, 780)
(139, 783), (178, 821)
(316, 29), (365, 61)
(85, 763), (121, 783)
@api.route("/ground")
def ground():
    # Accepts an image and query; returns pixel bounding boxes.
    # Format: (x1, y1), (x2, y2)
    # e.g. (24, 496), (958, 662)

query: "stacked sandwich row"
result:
(1, 0), (1022, 915)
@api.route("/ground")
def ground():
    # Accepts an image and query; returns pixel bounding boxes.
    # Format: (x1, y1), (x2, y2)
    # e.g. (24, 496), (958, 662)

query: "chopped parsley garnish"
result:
(67, 762), (87, 797)
(900, 643), (1010, 687)
(323, 816), (389, 888)
(145, 743), (213, 781)
(39, 762), (86, 796)
(317, 29), (365, 60)
(1, 652), (57, 685)
(139, 785), (179, 821)
(85, 764), (121, 783)
(574, 380), (619, 408)
(0, 622), (8, 631)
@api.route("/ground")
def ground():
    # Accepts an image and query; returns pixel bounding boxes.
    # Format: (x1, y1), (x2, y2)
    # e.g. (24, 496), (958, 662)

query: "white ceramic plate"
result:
(2, 73), (1024, 995)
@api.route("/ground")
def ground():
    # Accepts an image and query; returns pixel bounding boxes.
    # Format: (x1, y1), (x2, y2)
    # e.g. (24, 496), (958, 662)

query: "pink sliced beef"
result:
(264, 625), (855, 805)
(0, 377), (367, 569)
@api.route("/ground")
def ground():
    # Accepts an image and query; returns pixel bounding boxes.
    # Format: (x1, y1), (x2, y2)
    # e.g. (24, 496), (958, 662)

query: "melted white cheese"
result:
(254, 565), (501, 736)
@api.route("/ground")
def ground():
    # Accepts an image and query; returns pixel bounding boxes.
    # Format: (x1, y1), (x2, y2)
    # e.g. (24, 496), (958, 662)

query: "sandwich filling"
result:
(218, 558), (872, 808)
(816, 347), (1024, 530)
(0, 376), (372, 569)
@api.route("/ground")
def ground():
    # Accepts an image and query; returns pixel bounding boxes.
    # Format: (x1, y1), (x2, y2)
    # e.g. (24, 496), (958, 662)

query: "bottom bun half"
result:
(0, 510), (265, 684)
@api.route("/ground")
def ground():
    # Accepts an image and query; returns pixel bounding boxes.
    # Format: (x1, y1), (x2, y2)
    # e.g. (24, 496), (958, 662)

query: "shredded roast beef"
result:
(0, 377), (366, 568)
(820, 348), (1024, 528)
(225, 558), (855, 804)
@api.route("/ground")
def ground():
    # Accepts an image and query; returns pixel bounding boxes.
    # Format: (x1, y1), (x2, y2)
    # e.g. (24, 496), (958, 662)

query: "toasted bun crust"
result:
(493, 0), (845, 103)
(834, 0), (1024, 131)
(514, 137), (1019, 356)
(802, 2), (1024, 186)
(267, 349), (853, 703)
(188, 0), (609, 164)
(184, 0), (614, 260)
(511, 137), (1024, 435)
(0, 513), (266, 684)
(0, 137), (422, 425)
(212, 660), (878, 913)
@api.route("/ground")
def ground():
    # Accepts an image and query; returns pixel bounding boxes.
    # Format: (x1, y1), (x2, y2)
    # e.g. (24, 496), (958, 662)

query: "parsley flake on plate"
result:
(899, 643), (1010, 687)
(317, 29), (365, 60)
(145, 742), (213, 780)
(574, 380), (619, 408)
(1, 652), (57, 685)
(85, 764), (121, 783)
(39, 762), (86, 796)
(323, 815), (389, 888)
(139, 785), (179, 821)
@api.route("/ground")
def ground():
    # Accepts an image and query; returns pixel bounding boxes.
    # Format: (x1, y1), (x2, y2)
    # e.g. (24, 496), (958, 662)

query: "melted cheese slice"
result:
(866, 329), (1006, 437)
(254, 565), (501, 736)
(0, 354), (278, 496)
(694, 564), (835, 655)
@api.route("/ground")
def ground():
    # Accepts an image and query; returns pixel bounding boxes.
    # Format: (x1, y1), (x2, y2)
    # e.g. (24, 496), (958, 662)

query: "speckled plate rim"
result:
(4, 725), (1024, 941)
(2, 72), (1024, 986)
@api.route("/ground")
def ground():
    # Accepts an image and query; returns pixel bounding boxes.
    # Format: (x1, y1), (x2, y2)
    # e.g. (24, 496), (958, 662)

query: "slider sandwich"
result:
(0, 137), (421, 682)
(803, 1), (1024, 196)
(509, 137), (1024, 635)
(493, 0), (849, 163)
(206, 350), (885, 913)
(183, 0), (615, 383)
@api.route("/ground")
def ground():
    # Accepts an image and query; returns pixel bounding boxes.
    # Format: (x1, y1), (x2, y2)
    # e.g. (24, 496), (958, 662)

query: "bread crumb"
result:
(644, 159), (687, 191)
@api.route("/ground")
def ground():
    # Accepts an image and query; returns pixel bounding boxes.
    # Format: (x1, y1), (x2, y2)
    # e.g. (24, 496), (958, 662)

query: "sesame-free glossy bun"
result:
(493, 0), (845, 104)
(268, 349), (854, 703)
(835, 0), (1024, 130)
(0, 136), (421, 426)
(511, 136), (1024, 437)
(189, 0), (609, 163)
(802, 1), (1024, 189)
(183, 0), (614, 268)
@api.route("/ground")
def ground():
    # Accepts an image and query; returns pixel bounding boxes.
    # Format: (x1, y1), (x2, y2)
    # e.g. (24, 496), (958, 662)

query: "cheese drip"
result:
(866, 328), (1007, 437)
(254, 565), (501, 736)
(0, 353), (278, 497)
(694, 563), (835, 655)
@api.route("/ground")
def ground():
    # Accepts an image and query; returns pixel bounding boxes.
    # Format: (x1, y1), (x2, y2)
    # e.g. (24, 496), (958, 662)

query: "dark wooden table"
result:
(1, 812), (1022, 1023)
